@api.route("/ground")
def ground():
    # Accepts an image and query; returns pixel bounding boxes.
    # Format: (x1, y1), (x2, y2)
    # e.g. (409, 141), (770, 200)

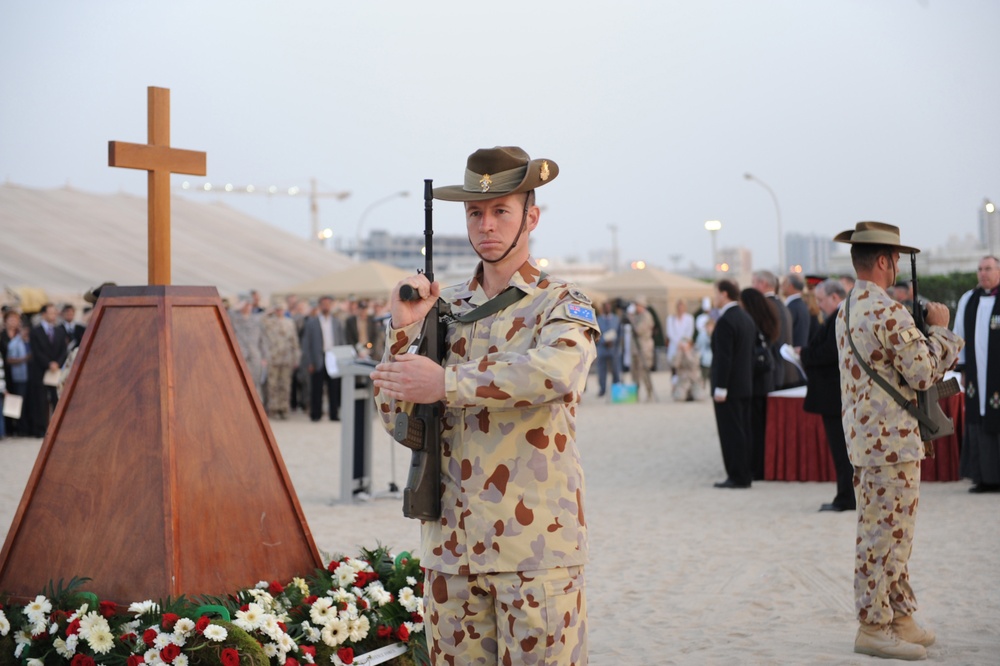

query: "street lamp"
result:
(355, 191), (409, 260)
(704, 220), (722, 275)
(744, 173), (784, 272)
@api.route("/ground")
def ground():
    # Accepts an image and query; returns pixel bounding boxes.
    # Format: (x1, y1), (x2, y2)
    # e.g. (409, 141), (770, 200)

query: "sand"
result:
(2, 371), (998, 664)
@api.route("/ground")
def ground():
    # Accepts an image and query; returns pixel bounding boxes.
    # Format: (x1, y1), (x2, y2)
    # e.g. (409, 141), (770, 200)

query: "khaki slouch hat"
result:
(433, 146), (558, 202)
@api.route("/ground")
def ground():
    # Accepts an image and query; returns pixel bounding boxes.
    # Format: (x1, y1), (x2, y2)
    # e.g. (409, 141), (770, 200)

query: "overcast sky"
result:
(2, 1), (998, 274)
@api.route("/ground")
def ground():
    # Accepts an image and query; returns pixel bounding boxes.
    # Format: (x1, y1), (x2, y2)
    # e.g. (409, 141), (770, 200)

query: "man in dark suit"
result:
(28, 303), (68, 437)
(800, 279), (855, 512)
(781, 273), (812, 349)
(300, 295), (344, 421)
(60, 304), (86, 351)
(753, 270), (799, 389)
(711, 279), (756, 489)
(344, 300), (382, 361)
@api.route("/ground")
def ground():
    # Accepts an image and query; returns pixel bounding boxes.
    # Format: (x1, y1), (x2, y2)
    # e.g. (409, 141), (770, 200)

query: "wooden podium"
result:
(0, 286), (323, 601)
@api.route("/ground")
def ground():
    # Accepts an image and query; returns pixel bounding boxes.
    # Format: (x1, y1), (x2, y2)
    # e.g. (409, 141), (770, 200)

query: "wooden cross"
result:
(109, 87), (207, 285)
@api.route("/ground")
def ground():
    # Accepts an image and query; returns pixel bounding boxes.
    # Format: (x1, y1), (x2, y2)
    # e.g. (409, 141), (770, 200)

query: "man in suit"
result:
(60, 305), (86, 351)
(300, 295), (344, 421)
(711, 279), (756, 489)
(781, 273), (812, 349)
(753, 270), (799, 389)
(28, 303), (68, 437)
(799, 279), (855, 512)
(344, 299), (382, 361)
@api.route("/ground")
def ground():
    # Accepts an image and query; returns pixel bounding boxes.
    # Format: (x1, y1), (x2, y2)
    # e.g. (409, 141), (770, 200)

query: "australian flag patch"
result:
(566, 303), (596, 323)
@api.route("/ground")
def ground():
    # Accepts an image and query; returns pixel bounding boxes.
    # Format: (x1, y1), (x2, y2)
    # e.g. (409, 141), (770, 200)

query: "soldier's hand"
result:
(924, 302), (950, 328)
(390, 275), (440, 329)
(371, 353), (445, 404)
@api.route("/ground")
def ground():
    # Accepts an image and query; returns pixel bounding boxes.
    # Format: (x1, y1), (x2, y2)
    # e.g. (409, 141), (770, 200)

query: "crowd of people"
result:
(0, 291), (392, 440)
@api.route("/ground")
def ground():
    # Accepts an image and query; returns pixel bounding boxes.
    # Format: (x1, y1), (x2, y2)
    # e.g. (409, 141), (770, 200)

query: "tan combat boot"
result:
(891, 615), (936, 647)
(854, 623), (927, 660)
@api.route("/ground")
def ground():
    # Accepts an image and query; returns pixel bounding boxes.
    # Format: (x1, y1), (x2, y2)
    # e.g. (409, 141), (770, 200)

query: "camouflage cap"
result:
(433, 146), (558, 202)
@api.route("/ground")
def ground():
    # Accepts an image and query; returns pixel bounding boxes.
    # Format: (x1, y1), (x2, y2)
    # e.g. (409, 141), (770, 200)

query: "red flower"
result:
(336, 647), (354, 665)
(221, 648), (240, 666)
(268, 581), (285, 595)
(327, 559), (343, 573)
(66, 619), (81, 636)
(396, 624), (410, 642)
(410, 612), (423, 623)
(278, 621), (287, 632)
(376, 625), (392, 639)
(142, 629), (158, 647)
(195, 616), (211, 634)
(160, 644), (181, 663)
(71, 655), (95, 666)
(120, 632), (137, 644)
(161, 613), (179, 631)
(99, 601), (118, 618)
(127, 655), (145, 666)
(239, 604), (250, 612)
(299, 646), (316, 660)
(284, 659), (299, 666)
(303, 595), (318, 605)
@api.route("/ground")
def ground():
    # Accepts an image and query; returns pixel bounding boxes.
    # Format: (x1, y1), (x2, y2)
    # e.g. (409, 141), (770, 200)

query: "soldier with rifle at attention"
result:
(370, 146), (599, 665)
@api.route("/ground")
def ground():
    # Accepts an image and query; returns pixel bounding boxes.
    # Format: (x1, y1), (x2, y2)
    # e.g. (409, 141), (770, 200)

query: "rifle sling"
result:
(844, 289), (940, 434)
(447, 272), (546, 324)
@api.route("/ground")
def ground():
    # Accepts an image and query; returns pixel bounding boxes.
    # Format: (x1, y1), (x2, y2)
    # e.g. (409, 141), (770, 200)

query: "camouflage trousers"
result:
(854, 460), (920, 626)
(425, 566), (587, 666)
(266, 363), (293, 415)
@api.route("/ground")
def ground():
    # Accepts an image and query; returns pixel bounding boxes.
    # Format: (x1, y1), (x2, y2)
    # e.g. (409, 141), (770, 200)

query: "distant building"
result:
(356, 229), (481, 274)
(786, 233), (835, 275)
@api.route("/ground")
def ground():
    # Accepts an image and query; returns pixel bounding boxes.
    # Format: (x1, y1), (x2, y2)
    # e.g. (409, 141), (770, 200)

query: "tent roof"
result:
(0, 183), (352, 303)
(587, 266), (714, 295)
(279, 260), (413, 300)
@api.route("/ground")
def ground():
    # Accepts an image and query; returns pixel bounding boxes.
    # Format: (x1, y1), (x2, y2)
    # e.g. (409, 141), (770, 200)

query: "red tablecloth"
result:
(764, 392), (963, 482)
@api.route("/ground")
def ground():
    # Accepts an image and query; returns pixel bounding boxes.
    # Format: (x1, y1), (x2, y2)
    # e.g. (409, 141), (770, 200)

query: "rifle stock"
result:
(393, 179), (442, 521)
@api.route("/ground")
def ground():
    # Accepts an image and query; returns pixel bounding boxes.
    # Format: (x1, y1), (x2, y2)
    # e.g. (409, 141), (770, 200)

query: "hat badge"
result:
(479, 173), (492, 193)
(540, 161), (550, 181)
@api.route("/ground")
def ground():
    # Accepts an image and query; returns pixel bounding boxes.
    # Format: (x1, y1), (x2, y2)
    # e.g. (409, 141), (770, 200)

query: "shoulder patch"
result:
(566, 303), (596, 324)
(568, 287), (592, 305)
(898, 326), (923, 344)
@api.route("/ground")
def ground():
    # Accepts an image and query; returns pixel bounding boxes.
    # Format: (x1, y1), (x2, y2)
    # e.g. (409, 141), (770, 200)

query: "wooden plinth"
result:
(0, 286), (322, 602)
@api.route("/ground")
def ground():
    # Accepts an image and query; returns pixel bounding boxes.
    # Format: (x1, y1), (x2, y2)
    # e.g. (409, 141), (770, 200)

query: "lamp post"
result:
(984, 198), (998, 256)
(744, 173), (784, 272)
(704, 220), (722, 275)
(355, 191), (409, 260)
(608, 224), (619, 273)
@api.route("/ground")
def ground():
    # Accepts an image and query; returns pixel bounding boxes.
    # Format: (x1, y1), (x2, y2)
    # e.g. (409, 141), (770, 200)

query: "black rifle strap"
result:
(844, 289), (939, 434)
(448, 271), (548, 324)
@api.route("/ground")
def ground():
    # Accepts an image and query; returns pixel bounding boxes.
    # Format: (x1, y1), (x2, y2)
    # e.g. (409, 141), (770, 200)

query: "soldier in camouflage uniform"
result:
(263, 306), (300, 419)
(371, 147), (598, 665)
(834, 222), (963, 661)
(230, 295), (270, 400)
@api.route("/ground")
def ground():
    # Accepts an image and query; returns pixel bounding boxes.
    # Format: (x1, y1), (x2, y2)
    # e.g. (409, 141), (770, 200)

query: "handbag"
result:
(752, 330), (773, 376)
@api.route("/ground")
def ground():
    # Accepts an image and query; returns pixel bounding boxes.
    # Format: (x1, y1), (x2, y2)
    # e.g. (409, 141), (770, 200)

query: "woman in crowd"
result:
(739, 288), (780, 481)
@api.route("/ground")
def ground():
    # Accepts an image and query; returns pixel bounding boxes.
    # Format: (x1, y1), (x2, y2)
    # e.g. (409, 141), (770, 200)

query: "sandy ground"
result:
(2, 371), (998, 664)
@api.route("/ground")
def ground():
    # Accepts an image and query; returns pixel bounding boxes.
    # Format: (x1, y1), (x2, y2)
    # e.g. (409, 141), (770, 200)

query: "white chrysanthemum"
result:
(27, 659), (44, 666)
(277, 632), (296, 653)
(292, 577), (310, 596)
(234, 603), (265, 631)
(174, 654), (189, 666)
(65, 635), (79, 653)
(78, 611), (109, 639)
(300, 622), (320, 643)
(319, 617), (349, 647)
(29, 621), (46, 637)
(14, 644), (24, 659)
(49, 622), (59, 635)
(203, 624), (228, 642)
(335, 566), (357, 588)
(153, 632), (174, 650)
(87, 627), (115, 654)
(13, 629), (31, 646)
(262, 643), (278, 658)
(69, 603), (89, 622)
(406, 576), (417, 586)
(348, 615), (369, 643)
(144, 648), (162, 664)
(330, 589), (353, 605)
(365, 582), (391, 607)
(0, 614), (9, 637)
(25, 595), (52, 617)
(53, 638), (72, 659)
(347, 558), (368, 573)
(259, 614), (283, 640)
(398, 587), (419, 613)
(309, 598), (335, 627)
(255, 580), (269, 589)
(173, 618), (196, 636)
(128, 600), (159, 616)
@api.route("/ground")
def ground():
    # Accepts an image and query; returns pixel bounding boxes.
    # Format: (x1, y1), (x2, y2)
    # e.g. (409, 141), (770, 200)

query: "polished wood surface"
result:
(108, 87), (207, 286)
(0, 287), (322, 602)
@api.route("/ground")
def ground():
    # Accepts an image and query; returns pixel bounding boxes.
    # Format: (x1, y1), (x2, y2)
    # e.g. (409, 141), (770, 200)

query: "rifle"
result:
(910, 253), (959, 446)
(392, 179), (443, 521)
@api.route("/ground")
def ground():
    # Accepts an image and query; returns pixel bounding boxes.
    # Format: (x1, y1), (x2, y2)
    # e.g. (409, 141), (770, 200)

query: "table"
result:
(764, 387), (964, 482)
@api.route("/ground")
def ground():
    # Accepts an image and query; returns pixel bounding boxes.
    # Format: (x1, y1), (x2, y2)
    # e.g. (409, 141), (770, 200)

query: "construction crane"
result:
(179, 178), (350, 245)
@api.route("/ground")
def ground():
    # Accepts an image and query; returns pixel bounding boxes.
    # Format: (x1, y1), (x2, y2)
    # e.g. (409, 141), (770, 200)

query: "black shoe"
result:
(969, 483), (1000, 493)
(714, 479), (751, 489)
(819, 503), (852, 512)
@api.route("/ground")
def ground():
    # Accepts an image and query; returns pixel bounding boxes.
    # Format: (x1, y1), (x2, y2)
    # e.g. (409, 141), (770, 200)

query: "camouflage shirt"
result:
(375, 259), (599, 575)
(836, 279), (963, 467)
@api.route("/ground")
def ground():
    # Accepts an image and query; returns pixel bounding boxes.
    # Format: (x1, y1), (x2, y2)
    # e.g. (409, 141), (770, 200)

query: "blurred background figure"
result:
(671, 337), (705, 402)
(595, 301), (622, 397)
(230, 294), (269, 400)
(263, 304), (300, 419)
(665, 299), (694, 369)
(739, 288), (779, 481)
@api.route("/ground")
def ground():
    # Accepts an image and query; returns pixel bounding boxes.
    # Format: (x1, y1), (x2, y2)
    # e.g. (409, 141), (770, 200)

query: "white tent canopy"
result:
(587, 266), (714, 317)
(277, 260), (414, 302)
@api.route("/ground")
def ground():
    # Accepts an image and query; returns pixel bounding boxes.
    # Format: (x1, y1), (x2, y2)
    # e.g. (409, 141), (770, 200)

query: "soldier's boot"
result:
(854, 623), (927, 661)
(891, 615), (936, 647)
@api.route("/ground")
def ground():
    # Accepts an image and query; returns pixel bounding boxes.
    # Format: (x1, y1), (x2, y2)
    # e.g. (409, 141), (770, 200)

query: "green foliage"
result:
(915, 272), (976, 324)
(189, 621), (268, 666)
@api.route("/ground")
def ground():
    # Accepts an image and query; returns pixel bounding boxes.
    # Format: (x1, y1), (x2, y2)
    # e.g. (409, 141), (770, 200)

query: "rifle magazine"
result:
(393, 411), (426, 451)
